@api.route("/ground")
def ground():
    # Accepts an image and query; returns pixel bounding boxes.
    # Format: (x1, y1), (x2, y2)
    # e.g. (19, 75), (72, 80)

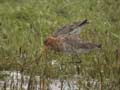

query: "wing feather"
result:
(53, 19), (89, 37)
(63, 36), (100, 49)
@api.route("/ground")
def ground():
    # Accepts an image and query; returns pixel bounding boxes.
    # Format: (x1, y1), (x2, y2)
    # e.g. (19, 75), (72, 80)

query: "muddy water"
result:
(0, 71), (78, 90)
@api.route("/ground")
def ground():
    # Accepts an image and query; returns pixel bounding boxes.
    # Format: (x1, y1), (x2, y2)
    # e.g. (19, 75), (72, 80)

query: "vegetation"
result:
(0, 0), (120, 89)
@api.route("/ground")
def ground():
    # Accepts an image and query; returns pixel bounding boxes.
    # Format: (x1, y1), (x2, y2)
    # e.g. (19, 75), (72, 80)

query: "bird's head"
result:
(44, 36), (57, 48)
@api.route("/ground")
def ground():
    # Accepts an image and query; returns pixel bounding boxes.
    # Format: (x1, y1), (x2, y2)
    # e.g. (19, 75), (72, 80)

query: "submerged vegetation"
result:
(0, 0), (120, 90)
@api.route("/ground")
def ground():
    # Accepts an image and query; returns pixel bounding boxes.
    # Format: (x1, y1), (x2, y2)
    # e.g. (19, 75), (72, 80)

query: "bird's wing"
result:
(63, 36), (100, 49)
(53, 19), (89, 37)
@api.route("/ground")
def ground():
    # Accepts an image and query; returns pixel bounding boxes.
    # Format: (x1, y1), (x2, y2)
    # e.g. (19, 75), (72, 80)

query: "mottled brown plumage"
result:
(44, 19), (101, 54)
(53, 19), (88, 36)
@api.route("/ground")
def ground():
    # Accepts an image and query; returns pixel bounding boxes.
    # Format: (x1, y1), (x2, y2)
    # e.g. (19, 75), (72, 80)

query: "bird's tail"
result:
(69, 19), (89, 35)
(78, 19), (89, 27)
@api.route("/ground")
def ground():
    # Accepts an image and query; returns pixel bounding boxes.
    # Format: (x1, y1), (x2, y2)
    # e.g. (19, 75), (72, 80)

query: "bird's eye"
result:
(44, 39), (48, 45)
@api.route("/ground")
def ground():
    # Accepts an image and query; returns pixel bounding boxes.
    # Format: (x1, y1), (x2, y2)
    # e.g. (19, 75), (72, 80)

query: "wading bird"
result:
(43, 19), (101, 55)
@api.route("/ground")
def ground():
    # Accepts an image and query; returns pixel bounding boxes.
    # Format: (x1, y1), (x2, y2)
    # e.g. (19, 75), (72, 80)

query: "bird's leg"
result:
(73, 54), (81, 75)
(71, 54), (81, 75)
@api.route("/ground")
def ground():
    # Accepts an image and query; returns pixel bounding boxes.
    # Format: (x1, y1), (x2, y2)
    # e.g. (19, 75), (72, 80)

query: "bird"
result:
(43, 19), (101, 55)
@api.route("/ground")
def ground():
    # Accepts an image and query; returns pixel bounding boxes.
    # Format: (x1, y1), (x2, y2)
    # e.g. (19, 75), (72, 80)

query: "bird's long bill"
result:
(40, 46), (48, 55)
(35, 46), (48, 65)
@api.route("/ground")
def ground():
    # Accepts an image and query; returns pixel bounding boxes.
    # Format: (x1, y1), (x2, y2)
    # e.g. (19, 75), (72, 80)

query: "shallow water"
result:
(0, 71), (78, 90)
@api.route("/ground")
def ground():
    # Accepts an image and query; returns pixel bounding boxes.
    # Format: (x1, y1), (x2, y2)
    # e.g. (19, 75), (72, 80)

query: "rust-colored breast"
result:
(44, 37), (56, 46)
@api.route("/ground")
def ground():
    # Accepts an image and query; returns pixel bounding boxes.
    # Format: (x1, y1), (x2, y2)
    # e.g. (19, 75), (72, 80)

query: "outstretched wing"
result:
(63, 36), (101, 49)
(53, 19), (89, 37)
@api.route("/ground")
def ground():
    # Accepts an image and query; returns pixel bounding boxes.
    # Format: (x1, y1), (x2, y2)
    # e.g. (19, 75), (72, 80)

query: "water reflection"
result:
(0, 71), (78, 90)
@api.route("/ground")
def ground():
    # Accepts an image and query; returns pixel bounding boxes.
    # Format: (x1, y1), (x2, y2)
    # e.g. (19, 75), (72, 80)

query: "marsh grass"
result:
(0, 0), (120, 90)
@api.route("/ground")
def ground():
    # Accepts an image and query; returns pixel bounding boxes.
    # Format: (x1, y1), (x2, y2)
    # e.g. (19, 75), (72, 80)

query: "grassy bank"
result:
(0, 0), (120, 89)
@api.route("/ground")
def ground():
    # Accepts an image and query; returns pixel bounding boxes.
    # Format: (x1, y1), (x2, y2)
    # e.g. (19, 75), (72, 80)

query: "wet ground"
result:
(0, 71), (78, 90)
